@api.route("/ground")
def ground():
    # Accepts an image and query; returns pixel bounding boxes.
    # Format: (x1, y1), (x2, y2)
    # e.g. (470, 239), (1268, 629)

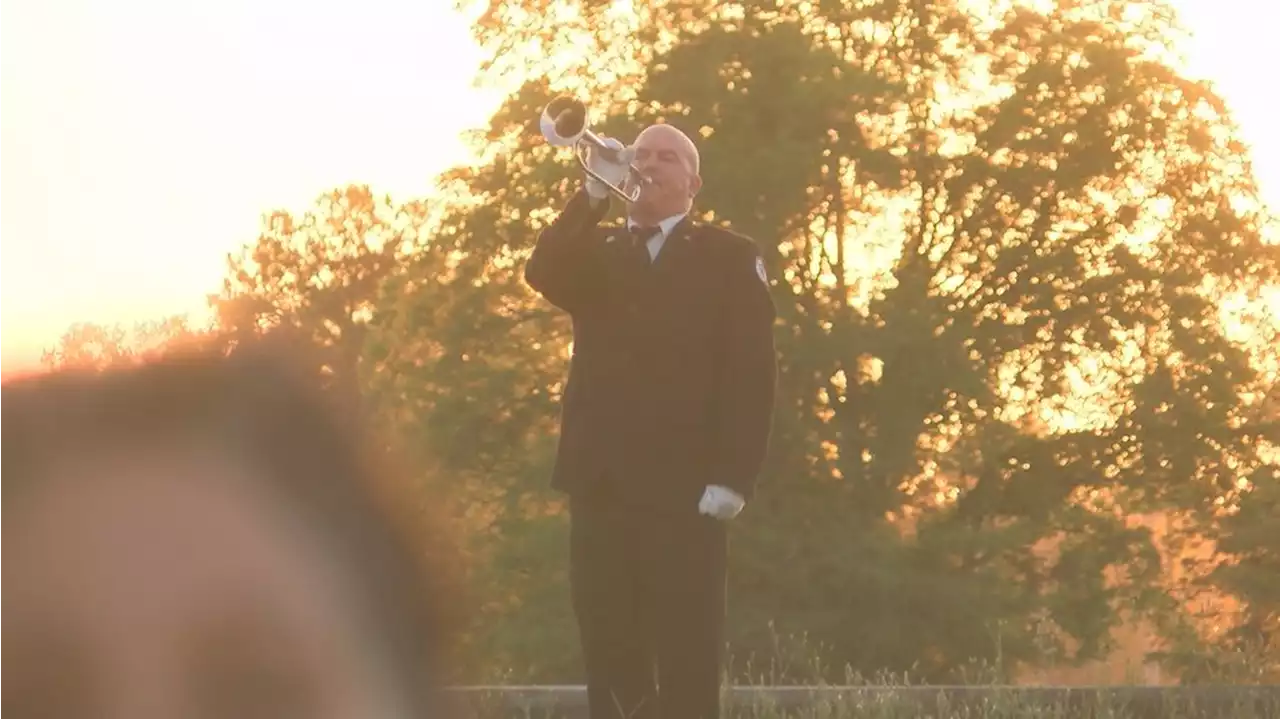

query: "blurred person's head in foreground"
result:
(3, 335), (462, 719)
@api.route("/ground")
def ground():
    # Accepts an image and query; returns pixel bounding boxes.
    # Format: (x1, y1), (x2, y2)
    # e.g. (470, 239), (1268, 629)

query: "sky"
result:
(0, 0), (503, 370)
(2, 0), (1278, 372)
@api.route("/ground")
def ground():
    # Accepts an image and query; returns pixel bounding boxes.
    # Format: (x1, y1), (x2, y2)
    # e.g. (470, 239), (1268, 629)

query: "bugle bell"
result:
(538, 95), (646, 203)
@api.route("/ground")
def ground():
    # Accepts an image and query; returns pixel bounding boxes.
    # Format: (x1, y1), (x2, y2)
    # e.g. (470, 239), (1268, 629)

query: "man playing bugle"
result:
(525, 119), (778, 719)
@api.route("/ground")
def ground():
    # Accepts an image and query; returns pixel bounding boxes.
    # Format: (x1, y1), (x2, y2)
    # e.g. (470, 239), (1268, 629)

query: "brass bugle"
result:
(538, 95), (647, 203)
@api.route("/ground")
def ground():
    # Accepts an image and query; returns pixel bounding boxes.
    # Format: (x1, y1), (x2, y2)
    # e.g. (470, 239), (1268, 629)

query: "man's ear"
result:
(689, 173), (703, 198)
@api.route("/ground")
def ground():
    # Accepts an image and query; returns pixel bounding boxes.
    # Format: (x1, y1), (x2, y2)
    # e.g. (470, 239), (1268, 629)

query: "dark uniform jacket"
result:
(524, 190), (778, 516)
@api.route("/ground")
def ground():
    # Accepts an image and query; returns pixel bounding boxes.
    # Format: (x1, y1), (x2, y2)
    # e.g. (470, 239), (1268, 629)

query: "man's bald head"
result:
(630, 123), (703, 224)
(635, 124), (701, 176)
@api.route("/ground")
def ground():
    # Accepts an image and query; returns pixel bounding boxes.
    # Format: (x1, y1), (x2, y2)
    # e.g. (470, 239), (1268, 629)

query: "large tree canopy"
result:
(425, 0), (1280, 680)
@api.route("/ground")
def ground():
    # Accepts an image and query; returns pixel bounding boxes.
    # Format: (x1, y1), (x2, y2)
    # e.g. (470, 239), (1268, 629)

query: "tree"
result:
(362, 119), (600, 680)
(452, 0), (1280, 681)
(1179, 331), (1280, 682)
(212, 184), (431, 413)
(41, 315), (215, 371)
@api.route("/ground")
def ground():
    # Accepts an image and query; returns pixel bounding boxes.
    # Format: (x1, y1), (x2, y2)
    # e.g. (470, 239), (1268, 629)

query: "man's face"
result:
(631, 126), (701, 220)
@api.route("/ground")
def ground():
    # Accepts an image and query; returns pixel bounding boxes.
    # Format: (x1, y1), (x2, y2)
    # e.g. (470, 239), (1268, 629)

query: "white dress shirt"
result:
(627, 212), (687, 262)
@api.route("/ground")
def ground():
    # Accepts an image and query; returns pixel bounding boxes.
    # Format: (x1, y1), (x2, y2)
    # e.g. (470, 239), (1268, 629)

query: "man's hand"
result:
(584, 137), (634, 201)
(698, 484), (746, 521)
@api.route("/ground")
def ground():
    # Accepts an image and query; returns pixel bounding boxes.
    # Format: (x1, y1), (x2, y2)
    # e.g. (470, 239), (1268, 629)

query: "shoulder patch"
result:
(755, 256), (768, 284)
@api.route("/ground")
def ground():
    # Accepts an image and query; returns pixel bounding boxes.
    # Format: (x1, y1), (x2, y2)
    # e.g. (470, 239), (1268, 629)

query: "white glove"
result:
(584, 137), (634, 200)
(698, 484), (746, 521)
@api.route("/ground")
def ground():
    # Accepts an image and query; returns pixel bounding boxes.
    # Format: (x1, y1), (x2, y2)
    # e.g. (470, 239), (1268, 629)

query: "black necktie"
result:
(630, 225), (659, 266)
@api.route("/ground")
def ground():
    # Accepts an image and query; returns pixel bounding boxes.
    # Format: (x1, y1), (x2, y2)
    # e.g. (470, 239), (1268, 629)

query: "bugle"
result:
(538, 95), (646, 203)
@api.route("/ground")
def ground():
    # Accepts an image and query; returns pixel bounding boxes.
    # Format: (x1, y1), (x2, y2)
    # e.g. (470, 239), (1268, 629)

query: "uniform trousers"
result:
(569, 490), (728, 719)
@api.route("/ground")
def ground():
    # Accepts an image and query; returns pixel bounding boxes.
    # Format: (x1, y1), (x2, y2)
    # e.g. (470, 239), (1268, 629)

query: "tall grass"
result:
(454, 627), (1279, 718)
(457, 684), (1279, 719)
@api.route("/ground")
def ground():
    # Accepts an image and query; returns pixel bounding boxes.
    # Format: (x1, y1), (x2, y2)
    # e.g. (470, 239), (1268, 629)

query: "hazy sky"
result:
(2, 0), (1277, 370)
(1, 0), (502, 369)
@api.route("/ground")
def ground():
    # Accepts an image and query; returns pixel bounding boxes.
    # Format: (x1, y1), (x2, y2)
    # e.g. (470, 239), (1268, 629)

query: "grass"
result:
(454, 684), (1280, 719)
(450, 628), (1279, 718)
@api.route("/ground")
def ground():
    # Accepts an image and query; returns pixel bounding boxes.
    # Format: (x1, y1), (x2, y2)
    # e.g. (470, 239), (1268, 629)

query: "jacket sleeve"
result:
(524, 189), (611, 315)
(709, 239), (779, 501)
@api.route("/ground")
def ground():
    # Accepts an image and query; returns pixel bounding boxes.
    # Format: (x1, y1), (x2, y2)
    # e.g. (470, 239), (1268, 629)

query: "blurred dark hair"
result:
(1, 332), (464, 715)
